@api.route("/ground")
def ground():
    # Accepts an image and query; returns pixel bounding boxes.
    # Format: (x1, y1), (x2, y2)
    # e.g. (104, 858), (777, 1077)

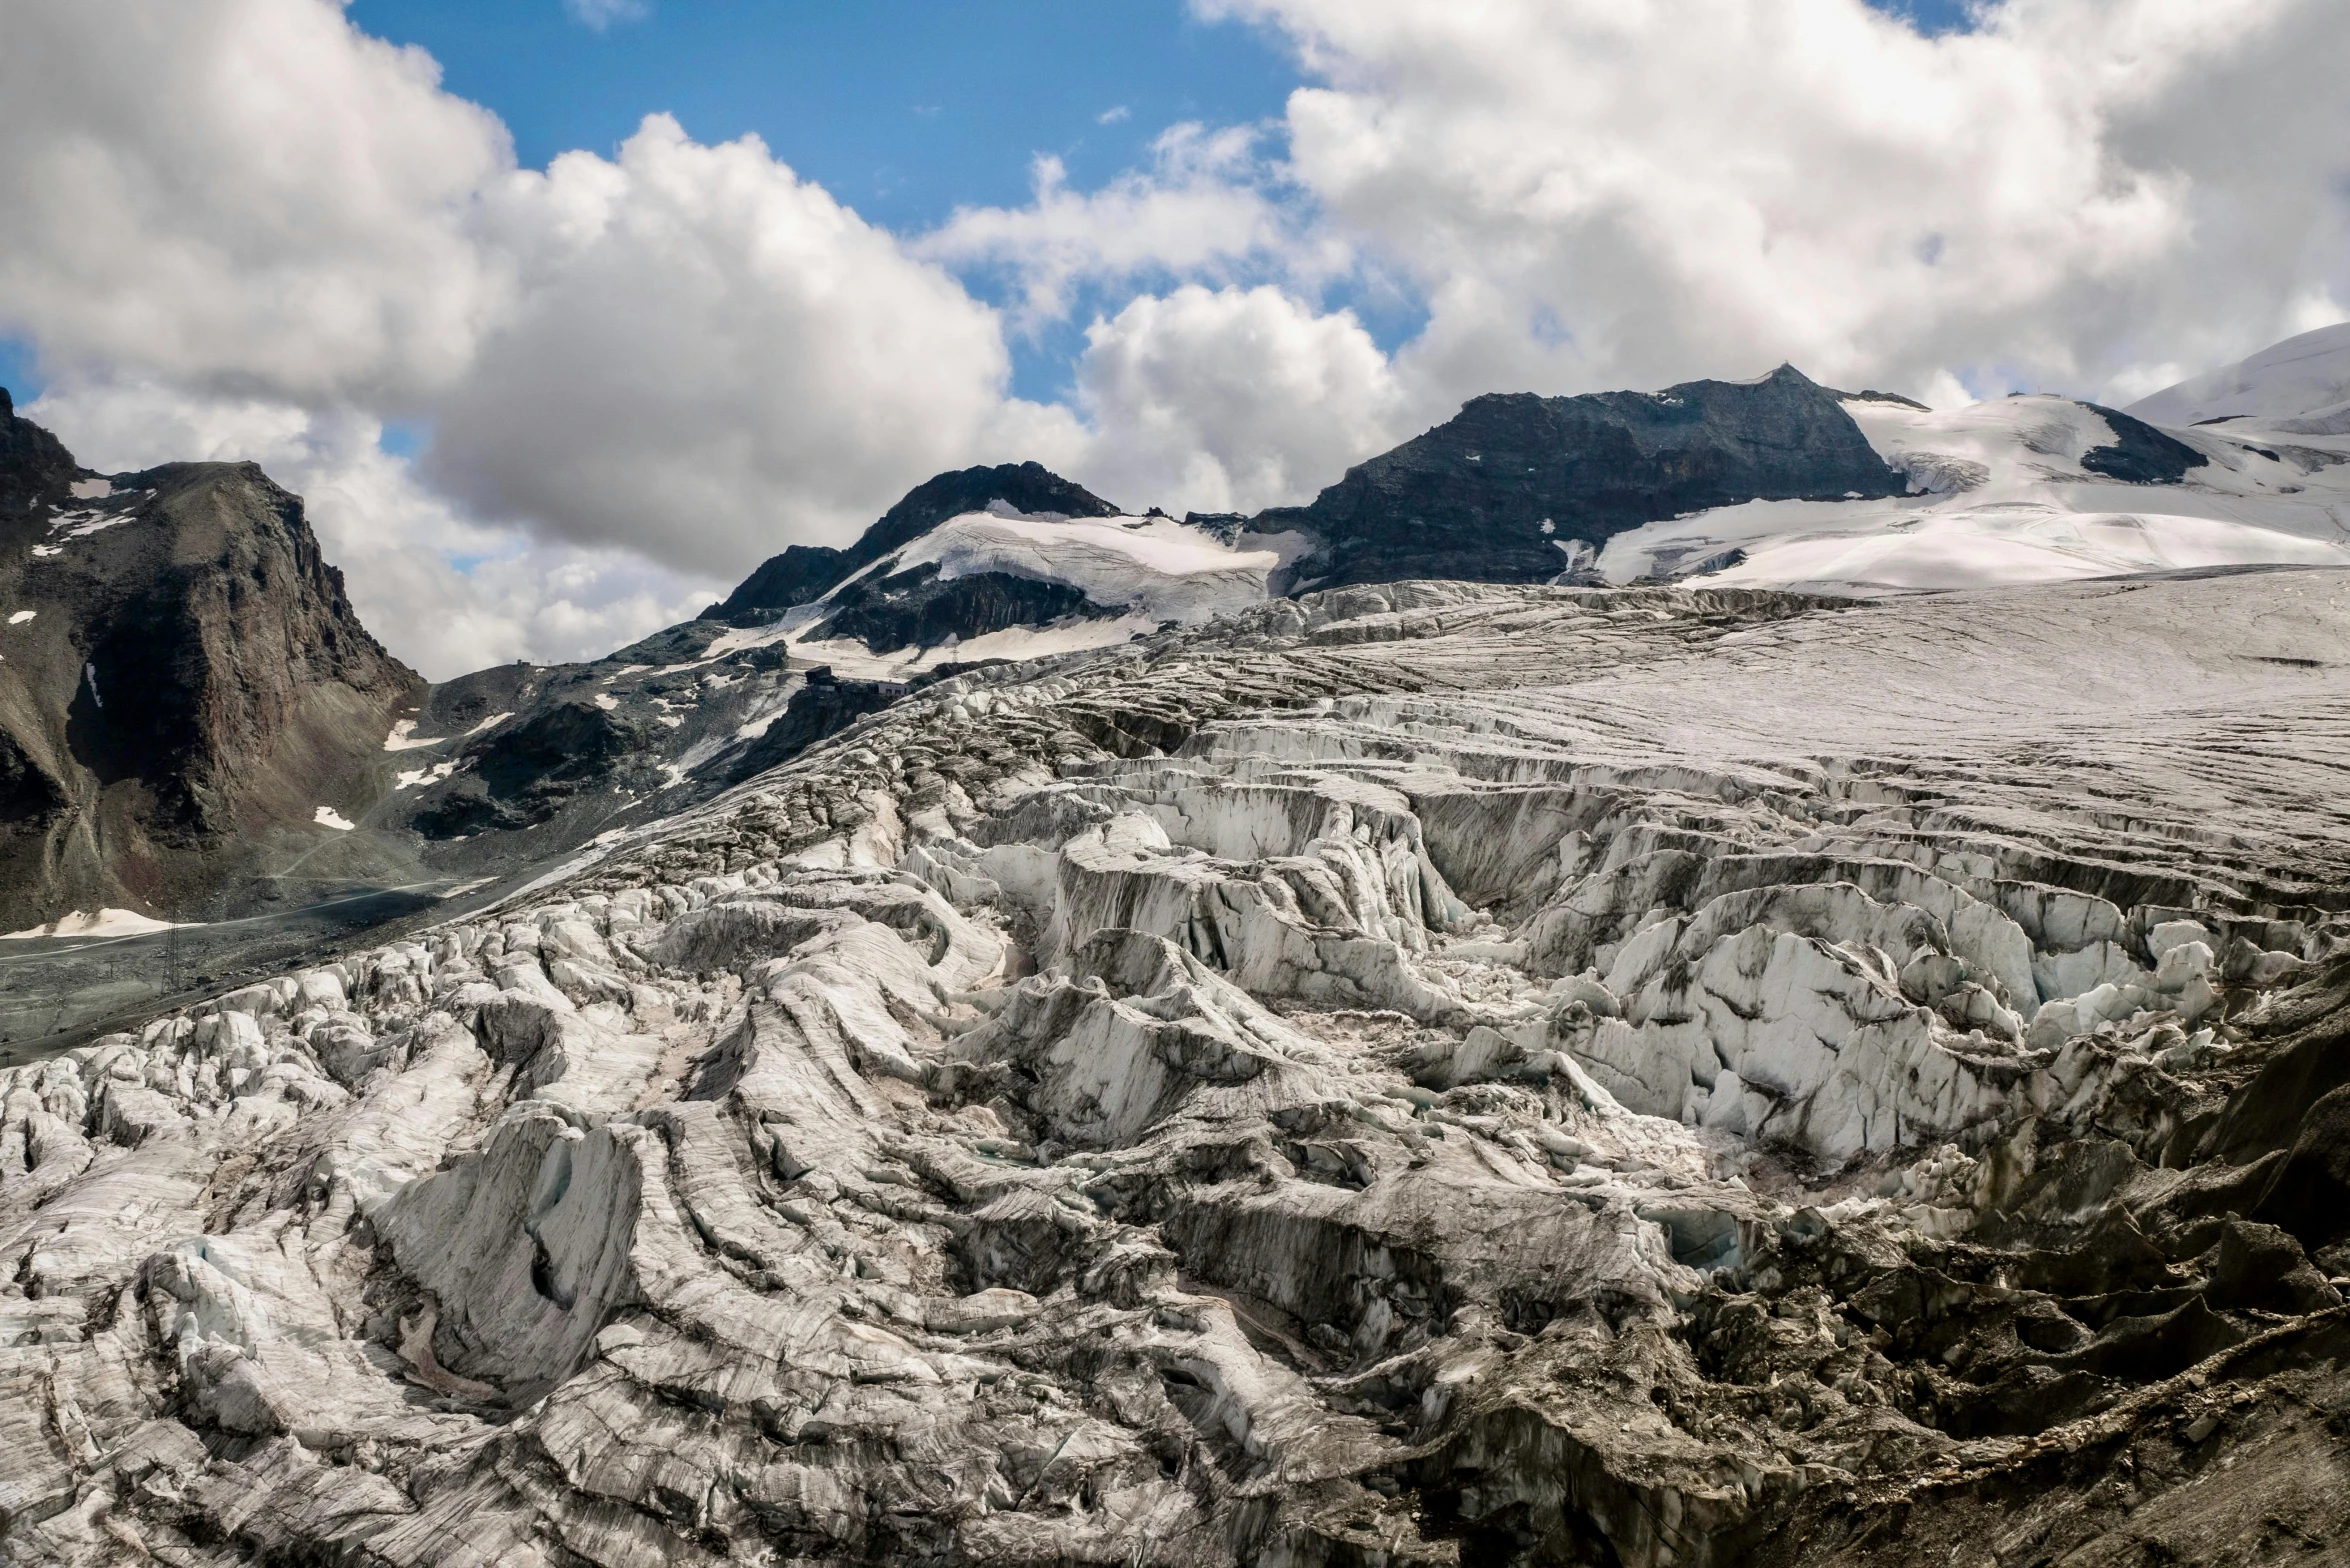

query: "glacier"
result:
(1600, 390), (2350, 591)
(6, 569), (2350, 1565)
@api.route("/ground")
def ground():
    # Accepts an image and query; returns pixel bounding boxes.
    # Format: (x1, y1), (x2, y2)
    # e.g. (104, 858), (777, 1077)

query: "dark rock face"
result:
(2078, 403), (2211, 484)
(588, 618), (729, 670)
(699, 544), (847, 626)
(812, 561), (1114, 653)
(723, 678), (900, 785)
(0, 387), (79, 519)
(414, 699), (648, 839)
(702, 461), (1121, 624)
(1251, 364), (1904, 590)
(0, 396), (423, 927)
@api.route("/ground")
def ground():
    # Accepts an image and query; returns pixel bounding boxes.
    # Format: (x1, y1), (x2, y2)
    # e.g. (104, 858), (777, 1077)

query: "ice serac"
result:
(0, 392), (424, 931)
(7, 568), (2350, 1565)
(1249, 363), (1906, 590)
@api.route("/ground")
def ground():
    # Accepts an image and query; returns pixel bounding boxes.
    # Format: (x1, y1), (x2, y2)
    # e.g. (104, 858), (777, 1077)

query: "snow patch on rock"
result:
(1, 908), (186, 940)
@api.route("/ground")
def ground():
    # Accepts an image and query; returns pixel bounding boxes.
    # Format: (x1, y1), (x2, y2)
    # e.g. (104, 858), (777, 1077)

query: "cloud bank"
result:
(0, 0), (2342, 676)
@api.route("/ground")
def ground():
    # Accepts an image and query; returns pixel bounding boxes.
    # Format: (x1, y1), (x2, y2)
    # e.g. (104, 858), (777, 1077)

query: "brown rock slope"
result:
(0, 390), (424, 930)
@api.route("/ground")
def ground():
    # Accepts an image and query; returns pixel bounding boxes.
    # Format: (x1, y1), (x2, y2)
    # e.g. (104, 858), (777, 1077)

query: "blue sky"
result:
(348, 1), (1305, 230)
(1, 0), (1978, 410)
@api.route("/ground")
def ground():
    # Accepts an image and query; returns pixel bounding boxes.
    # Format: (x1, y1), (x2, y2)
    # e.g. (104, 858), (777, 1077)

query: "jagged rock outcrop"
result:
(1247, 364), (1906, 591)
(0, 392), (423, 931)
(813, 560), (1115, 653)
(6, 570), (2349, 1565)
(2071, 401), (2209, 484)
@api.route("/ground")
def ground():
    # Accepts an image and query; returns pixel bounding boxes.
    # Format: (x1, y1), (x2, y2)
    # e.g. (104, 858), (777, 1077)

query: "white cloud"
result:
(2285, 292), (2350, 338)
(427, 115), (1067, 574)
(920, 125), (1310, 324)
(0, 0), (510, 404)
(1070, 284), (1407, 514)
(1098, 106), (1132, 126)
(1203, 0), (2350, 405)
(0, 0), (1066, 667)
(564, 0), (650, 32)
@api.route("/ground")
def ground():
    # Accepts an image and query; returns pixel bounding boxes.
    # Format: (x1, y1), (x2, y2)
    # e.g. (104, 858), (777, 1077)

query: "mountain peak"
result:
(1257, 362), (1903, 592)
(0, 388), (88, 521)
(703, 460), (1118, 625)
(0, 419), (421, 929)
(2128, 320), (2350, 433)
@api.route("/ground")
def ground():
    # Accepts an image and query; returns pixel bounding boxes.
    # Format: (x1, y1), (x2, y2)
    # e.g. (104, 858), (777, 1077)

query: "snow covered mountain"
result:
(1600, 376), (2350, 591)
(2127, 320), (2350, 432)
(719, 505), (1302, 677)
(694, 341), (2350, 643)
(1240, 363), (1909, 590)
(701, 461), (1129, 627)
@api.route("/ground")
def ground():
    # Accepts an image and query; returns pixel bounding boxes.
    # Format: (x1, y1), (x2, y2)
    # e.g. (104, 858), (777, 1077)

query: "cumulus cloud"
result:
(0, 0), (510, 403)
(1070, 284), (1408, 514)
(1203, 0), (2350, 404)
(920, 125), (1310, 325)
(428, 116), (1071, 573)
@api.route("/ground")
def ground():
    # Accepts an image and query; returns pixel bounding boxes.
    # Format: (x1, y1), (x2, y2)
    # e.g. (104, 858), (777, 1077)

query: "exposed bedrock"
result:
(0, 397), (424, 927)
(1247, 364), (1906, 591)
(4, 573), (2350, 1565)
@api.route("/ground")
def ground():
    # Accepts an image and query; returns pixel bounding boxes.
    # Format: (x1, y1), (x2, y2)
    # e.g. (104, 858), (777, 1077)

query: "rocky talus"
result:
(5, 572), (2350, 1566)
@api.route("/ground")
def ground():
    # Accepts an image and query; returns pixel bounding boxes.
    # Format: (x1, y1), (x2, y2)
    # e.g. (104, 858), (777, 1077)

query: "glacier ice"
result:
(5, 572), (2350, 1565)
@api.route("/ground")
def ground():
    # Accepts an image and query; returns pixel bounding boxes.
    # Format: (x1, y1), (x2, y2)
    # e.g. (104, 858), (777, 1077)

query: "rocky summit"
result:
(0, 392), (422, 934)
(5, 568), (2350, 1566)
(702, 463), (1124, 629)
(1243, 365), (1910, 591)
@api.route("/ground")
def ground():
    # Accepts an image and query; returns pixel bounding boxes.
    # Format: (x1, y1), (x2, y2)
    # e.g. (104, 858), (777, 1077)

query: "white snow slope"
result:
(2127, 321), (2350, 433)
(1602, 332), (2350, 593)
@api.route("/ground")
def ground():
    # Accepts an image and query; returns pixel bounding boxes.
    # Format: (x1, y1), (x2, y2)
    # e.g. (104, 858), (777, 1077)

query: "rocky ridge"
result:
(354, 368), (1927, 870)
(1241, 364), (1910, 591)
(5, 569), (2349, 1565)
(701, 463), (1124, 629)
